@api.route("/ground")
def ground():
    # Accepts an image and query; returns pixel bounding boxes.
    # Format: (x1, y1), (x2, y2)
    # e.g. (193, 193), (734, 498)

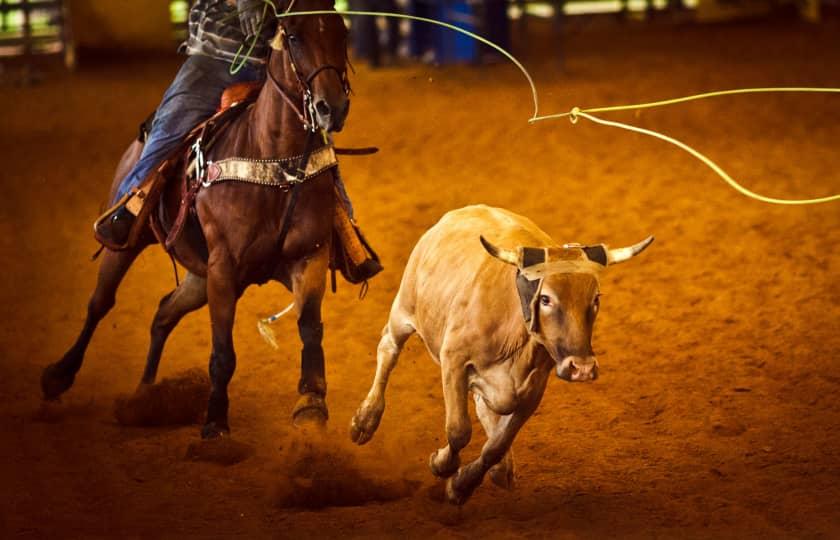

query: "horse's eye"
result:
(593, 295), (601, 311)
(287, 34), (298, 44)
(539, 295), (551, 307)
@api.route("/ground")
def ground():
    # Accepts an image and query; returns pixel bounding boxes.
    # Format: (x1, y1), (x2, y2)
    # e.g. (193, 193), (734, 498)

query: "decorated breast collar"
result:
(200, 144), (338, 189)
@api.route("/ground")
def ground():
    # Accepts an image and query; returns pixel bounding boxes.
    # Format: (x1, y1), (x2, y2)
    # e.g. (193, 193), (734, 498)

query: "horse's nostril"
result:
(315, 100), (331, 117)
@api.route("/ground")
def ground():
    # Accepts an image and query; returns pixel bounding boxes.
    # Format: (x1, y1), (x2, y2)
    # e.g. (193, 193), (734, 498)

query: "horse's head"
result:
(269, 1), (350, 132)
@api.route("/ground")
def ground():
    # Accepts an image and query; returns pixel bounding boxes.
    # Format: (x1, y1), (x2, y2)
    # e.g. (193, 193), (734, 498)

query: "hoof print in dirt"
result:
(114, 368), (210, 427)
(709, 411), (747, 437)
(185, 437), (253, 465)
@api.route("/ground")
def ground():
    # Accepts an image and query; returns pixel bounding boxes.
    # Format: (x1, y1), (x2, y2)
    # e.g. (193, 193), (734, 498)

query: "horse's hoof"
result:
(41, 363), (75, 401)
(349, 401), (383, 445)
(429, 449), (460, 478)
(201, 421), (230, 440)
(292, 393), (328, 427)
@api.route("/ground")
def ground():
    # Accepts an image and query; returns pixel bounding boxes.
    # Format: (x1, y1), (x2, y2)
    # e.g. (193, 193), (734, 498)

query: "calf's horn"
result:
(608, 235), (655, 265)
(480, 236), (520, 266)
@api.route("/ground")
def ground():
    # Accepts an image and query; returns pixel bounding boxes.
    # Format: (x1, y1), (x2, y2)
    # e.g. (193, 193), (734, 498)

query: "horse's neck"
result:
(245, 74), (311, 158)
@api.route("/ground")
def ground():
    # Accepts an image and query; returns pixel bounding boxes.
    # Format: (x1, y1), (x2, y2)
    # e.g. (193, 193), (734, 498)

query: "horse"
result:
(41, 0), (351, 438)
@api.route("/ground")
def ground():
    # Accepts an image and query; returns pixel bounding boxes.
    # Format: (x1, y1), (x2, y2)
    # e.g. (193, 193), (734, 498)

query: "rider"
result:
(95, 0), (271, 247)
(95, 0), (379, 282)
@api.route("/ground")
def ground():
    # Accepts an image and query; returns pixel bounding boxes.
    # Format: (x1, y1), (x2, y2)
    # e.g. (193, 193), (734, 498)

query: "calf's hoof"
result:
(201, 421), (230, 439)
(292, 393), (328, 427)
(445, 475), (472, 506)
(489, 460), (515, 490)
(429, 449), (460, 478)
(41, 364), (75, 401)
(349, 401), (384, 445)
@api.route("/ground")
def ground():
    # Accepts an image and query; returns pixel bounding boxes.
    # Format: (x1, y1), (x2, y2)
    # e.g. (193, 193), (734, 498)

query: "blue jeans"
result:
(114, 54), (262, 202)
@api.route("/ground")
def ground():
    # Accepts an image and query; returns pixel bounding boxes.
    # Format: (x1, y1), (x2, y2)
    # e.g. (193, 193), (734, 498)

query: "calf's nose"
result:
(556, 356), (599, 382)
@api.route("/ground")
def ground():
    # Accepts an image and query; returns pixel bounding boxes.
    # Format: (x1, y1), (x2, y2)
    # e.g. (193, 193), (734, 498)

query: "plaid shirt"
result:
(179, 0), (276, 65)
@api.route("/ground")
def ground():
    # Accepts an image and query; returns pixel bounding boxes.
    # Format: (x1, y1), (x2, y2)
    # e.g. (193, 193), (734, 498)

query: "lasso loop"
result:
(531, 88), (840, 205)
(248, 7), (839, 205)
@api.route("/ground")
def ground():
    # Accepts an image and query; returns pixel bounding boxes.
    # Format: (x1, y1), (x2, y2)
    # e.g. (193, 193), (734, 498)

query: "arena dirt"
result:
(1, 19), (839, 538)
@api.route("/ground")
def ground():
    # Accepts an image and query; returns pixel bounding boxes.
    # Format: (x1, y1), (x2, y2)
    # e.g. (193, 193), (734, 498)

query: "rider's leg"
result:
(95, 55), (262, 247)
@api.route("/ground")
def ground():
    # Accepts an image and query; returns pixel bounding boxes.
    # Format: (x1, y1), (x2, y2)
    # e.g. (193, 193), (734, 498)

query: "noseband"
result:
(267, 21), (350, 132)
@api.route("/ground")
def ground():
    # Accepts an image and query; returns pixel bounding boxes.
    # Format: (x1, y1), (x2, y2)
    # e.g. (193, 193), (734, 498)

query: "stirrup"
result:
(93, 192), (138, 251)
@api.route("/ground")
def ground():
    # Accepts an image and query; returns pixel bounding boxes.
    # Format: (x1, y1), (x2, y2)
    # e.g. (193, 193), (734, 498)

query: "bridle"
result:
(266, 17), (350, 133)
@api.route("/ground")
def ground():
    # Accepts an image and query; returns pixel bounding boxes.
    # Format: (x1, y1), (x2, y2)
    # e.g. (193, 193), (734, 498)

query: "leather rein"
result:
(265, 19), (350, 254)
(266, 22), (350, 133)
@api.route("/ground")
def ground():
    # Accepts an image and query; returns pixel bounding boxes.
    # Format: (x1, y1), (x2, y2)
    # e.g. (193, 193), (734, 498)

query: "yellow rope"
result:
(260, 6), (840, 206)
(268, 8), (540, 119)
(530, 87), (840, 121)
(530, 88), (840, 205)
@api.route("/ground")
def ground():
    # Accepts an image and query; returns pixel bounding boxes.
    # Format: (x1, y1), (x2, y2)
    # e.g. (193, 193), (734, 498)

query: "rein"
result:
(267, 19), (350, 133)
(276, 129), (319, 254)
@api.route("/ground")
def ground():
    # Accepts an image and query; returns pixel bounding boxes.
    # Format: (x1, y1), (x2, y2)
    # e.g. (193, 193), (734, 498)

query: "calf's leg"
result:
(41, 247), (141, 400)
(474, 393), (515, 489)
(446, 368), (551, 505)
(350, 311), (415, 444)
(430, 352), (471, 478)
(141, 272), (207, 385)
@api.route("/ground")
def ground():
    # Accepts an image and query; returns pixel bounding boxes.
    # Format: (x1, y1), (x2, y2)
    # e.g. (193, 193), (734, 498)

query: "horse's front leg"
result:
(201, 249), (240, 439)
(290, 247), (330, 426)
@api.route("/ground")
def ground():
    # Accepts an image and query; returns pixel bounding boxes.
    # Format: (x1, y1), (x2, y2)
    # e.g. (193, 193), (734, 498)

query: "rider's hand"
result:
(237, 0), (264, 38)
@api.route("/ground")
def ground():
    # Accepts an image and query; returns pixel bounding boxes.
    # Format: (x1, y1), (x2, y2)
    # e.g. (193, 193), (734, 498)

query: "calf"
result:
(350, 205), (652, 504)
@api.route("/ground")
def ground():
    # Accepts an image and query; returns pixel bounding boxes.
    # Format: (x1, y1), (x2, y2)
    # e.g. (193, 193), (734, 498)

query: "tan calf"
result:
(350, 205), (652, 504)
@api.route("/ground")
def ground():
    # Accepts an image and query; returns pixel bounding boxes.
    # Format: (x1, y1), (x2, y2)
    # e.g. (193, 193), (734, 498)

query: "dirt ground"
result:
(1, 17), (839, 539)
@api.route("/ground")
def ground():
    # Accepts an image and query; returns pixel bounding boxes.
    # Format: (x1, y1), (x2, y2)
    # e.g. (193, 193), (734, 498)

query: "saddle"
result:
(98, 80), (381, 287)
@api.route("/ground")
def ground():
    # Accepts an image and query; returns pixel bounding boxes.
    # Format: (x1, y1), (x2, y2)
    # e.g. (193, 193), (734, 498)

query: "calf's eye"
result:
(539, 295), (551, 306)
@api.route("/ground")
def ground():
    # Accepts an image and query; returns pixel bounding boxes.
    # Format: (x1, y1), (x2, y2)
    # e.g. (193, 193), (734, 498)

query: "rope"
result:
(530, 87), (840, 122)
(267, 7), (540, 120)
(530, 88), (840, 205)
(229, 4), (269, 75)
(567, 108), (840, 206)
(248, 7), (839, 205)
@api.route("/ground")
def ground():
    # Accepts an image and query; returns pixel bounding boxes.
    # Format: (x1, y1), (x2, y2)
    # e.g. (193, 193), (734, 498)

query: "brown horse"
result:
(41, 1), (351, 438)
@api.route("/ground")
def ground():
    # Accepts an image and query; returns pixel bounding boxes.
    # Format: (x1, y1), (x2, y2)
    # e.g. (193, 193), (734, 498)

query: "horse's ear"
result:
(270, 25), (285, 51)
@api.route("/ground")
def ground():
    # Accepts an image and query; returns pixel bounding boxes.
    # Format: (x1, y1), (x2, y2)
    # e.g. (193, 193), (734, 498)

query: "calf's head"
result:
(480, 235), (654, 382)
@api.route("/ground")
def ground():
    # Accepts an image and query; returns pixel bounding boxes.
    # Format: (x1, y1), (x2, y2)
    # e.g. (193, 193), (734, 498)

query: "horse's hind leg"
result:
(140, 272), (207, 385)
(290, 248), (330, 426)
(41, 247), (141, 400)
